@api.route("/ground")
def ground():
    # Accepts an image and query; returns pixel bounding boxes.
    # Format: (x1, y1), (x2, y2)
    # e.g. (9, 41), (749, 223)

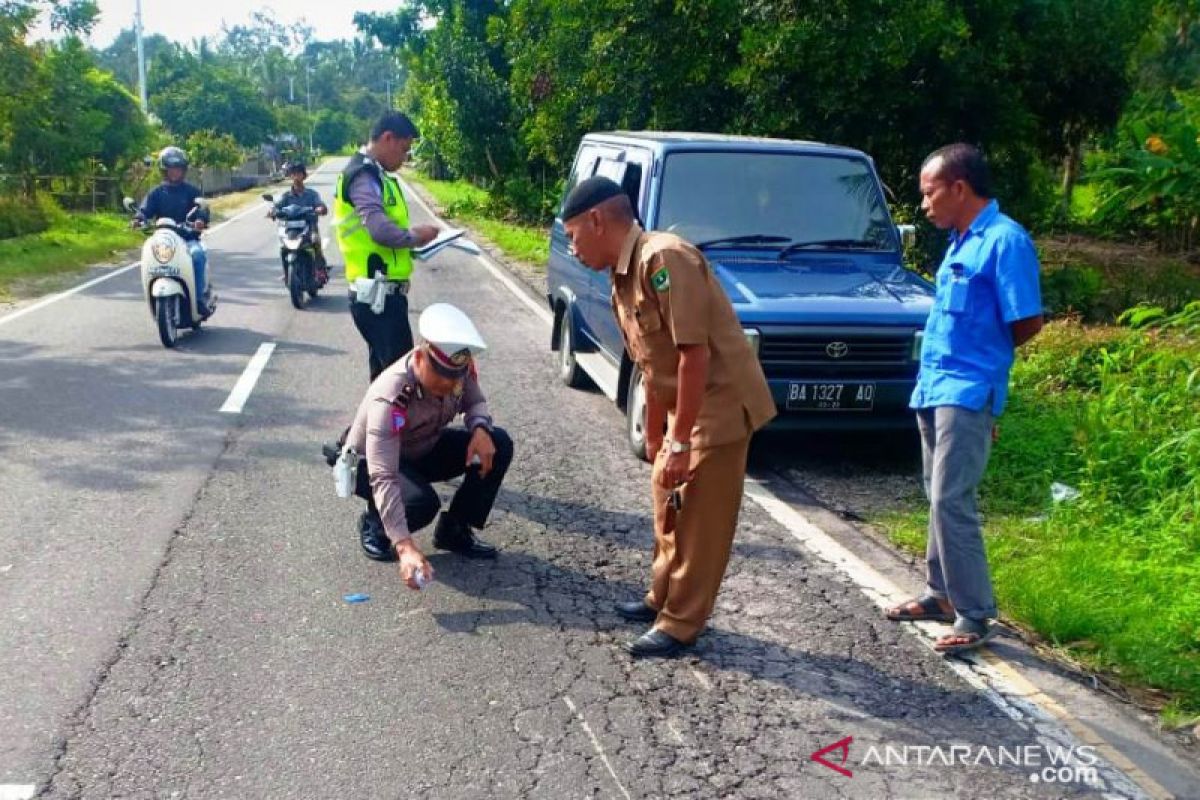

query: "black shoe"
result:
(359, 512), (395, 562)
(432, 513), (497, 559)
(615, 600), (658, 623)
(626, 628), (692, 658)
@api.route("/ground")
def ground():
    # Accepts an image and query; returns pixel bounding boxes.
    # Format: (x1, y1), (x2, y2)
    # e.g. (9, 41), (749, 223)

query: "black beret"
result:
(561, 176), (624, 221)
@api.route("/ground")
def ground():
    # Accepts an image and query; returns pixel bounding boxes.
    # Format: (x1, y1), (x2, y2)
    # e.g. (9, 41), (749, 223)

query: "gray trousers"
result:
(916, 405), (998, 622)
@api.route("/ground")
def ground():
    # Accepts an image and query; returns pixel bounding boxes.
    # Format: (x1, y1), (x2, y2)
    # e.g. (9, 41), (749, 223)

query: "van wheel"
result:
(626, 365), (649, 462)
(557, 308), (588, 388)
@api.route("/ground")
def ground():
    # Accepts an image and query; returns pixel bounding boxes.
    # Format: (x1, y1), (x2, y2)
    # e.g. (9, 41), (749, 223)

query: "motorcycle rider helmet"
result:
(158, 146), (189, 173)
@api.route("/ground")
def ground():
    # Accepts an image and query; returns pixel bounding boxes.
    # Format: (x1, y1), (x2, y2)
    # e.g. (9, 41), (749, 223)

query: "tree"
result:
(150, 50), (275, 146)
(312, 109), (356, 153)
(184, 129), (242, 171)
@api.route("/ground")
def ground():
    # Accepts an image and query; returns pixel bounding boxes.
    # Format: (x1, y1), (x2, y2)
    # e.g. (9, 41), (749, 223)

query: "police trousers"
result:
(355, 427), (514, 534)
(349, 290), (413, 381)
(646, 435), (751, 643)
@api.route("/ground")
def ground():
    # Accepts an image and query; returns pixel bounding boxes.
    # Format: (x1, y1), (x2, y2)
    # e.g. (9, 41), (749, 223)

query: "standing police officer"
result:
(344, 303), (514, 583)
(333, 112), (440, 380)
(561, 177), (776, 658)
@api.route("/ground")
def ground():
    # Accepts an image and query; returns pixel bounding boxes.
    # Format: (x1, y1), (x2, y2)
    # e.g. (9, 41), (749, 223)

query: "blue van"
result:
(546, 132), (934, 459)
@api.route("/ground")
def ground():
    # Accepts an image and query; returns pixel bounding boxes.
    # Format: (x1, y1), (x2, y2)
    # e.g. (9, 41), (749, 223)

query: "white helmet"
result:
(418, 303), (487, 376)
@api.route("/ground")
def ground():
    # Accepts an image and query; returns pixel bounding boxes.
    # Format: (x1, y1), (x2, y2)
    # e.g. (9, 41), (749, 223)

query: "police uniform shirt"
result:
(346, 352), (492, 542)
(611, 224), (776, 448)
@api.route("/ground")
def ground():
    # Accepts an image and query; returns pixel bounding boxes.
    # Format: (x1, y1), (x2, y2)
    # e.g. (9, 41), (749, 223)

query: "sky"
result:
(33, 0), (406, 47)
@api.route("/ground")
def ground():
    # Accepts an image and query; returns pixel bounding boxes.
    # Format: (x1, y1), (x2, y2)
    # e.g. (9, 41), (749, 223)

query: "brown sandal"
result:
(885, 595), (954, 624)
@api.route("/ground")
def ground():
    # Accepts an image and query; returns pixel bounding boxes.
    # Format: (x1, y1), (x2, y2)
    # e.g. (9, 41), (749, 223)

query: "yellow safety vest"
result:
(333, 158), (413, 283)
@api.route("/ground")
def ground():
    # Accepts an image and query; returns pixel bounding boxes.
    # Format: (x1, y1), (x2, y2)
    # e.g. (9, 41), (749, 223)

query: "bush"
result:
(0, 193), (64, 240)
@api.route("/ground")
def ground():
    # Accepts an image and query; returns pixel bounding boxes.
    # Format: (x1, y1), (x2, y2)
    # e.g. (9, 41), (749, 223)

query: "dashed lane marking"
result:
(0, 785), (35, 800)
(219, 342), (276, 414)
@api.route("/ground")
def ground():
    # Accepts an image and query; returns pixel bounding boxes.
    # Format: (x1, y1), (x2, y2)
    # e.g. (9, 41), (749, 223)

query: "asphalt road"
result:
(0, 161), (1193, 800)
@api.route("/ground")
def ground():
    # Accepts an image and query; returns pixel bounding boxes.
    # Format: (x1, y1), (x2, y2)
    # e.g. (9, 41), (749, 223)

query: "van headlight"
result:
(743, 327), (761, 357)
(911, 330), (924, 360)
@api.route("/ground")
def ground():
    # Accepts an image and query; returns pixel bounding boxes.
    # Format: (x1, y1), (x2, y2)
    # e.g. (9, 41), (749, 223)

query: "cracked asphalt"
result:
(0, 161), (1146, 799)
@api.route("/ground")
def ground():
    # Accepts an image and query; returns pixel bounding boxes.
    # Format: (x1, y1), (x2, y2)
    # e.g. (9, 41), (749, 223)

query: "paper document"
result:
(413, 228), (467, 260)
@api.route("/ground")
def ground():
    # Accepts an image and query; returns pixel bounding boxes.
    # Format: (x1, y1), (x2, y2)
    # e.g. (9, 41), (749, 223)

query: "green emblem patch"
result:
(651, 267), (670, 292)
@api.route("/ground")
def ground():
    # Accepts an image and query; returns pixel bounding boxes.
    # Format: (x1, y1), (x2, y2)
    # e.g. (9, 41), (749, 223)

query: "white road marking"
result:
(219, 342), (276, 414)
(0, 199), (269, 329)
(563, 696), (632, 800)
(401, 171), (1166, 800)
(0, 785), (36, 800)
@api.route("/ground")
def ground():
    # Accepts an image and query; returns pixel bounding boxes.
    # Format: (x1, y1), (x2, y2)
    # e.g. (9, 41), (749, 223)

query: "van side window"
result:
(560, 146), (602, 215)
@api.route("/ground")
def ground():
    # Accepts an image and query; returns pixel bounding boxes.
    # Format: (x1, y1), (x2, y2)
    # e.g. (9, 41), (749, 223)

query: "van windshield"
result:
(656, 151), (895, 252)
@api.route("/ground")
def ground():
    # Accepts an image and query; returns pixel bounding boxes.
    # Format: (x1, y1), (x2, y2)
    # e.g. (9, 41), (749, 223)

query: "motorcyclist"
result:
(269, 161), (328, 281)
(133, 146), (213, 315)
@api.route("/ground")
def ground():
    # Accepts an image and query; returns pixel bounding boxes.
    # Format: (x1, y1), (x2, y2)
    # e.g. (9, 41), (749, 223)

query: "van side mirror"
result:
(897, 224), (916, 249)
(262, 193), (274, 203)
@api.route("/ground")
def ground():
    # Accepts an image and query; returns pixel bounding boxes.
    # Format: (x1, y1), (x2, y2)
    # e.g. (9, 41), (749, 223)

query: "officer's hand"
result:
(317, 205), (328, 216)
(660, 451), (692, 489)
(466, 427), (496, 477)
(411, 224), (439, 247)
(396, 540), (434, 591)
(193, 219), (207, 231)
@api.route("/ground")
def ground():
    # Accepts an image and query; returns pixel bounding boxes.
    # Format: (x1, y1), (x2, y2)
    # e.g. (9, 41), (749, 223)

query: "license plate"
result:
(786, 382), (875, 411)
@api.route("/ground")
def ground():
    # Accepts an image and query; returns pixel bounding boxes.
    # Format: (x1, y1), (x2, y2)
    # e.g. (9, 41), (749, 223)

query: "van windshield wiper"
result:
(694, 234), (792, 249)
(777, 238), (886, 259)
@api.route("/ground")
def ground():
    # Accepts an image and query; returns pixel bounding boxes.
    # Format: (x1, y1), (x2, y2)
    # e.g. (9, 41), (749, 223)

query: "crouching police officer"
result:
(344, 303), (514, 588)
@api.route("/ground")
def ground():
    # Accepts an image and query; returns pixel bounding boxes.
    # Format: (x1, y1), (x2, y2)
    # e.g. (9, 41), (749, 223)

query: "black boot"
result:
(359, 511), (395, 561)
(432, 512), (497, 559)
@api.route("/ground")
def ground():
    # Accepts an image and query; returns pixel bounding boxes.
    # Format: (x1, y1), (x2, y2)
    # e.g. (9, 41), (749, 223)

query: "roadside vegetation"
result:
(0, 198), (138, 299)
(402, 171), (549, 267)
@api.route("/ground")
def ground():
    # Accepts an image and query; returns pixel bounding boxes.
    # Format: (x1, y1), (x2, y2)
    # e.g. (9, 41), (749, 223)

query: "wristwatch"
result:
(667, 438), (691, 454)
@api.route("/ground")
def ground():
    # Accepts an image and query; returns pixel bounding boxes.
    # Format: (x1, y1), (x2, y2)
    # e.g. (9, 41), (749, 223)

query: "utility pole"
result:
(305, 63), (313, 153)
(385, 77), (392, 109)
(135, 0), (148, 113)
(289, 75), (294, 103)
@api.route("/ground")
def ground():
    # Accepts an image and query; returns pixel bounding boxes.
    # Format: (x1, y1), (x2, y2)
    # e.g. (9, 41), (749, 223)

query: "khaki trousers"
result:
(645, 436), (751, 642)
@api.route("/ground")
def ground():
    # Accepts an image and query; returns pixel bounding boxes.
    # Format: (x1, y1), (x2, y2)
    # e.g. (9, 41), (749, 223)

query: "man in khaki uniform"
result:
(562, 176), (776, 658)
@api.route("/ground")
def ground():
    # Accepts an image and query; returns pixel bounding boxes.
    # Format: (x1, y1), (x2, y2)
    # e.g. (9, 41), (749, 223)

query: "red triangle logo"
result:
(811, 736), (854, 777)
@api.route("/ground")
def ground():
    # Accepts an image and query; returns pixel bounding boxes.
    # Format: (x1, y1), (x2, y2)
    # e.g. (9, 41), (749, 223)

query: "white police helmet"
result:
(418, 303), (487, 377)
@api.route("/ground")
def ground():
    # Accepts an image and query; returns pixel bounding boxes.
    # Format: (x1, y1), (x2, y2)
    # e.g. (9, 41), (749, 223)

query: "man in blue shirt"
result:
(134, 146), (213, 315)
(886, 143), (1044, 654)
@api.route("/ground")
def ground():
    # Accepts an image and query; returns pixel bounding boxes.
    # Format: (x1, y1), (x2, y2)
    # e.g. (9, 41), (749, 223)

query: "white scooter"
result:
(124, 197), (216, 348)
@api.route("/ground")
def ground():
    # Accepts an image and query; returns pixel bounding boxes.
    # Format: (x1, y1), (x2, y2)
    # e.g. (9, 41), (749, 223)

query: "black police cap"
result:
(562, 176), (625, 221)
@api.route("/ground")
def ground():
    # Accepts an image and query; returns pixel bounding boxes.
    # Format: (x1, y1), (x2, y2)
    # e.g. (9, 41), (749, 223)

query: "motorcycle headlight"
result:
(743, 327), (761, 357)
(151, 236), (176, 265)
(911, 330), (924, 360)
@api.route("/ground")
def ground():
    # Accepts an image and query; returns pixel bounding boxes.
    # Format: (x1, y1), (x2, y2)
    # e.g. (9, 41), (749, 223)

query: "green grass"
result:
(0, 212), (141, 300)
(873, 318), (1200, 714)
(402, 171), (550, 268)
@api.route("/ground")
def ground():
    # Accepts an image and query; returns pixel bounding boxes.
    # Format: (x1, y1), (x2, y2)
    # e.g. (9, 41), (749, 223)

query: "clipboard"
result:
(413, 228), (467, 260)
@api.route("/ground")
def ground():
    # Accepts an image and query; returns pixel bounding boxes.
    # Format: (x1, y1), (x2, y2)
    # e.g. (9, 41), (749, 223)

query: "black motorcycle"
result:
(263, 193), (328, 309)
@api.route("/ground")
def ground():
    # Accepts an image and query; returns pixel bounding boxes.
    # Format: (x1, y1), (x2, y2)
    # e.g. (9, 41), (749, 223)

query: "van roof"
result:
(582, 131), (870, 159)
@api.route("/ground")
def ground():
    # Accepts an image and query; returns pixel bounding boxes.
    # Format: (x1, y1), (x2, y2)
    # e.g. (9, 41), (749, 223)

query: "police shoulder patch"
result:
(650, 267), (670, 292)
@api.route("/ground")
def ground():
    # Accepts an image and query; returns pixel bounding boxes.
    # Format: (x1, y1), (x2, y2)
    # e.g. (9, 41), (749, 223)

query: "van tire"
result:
(626, 365), (649, 462)
(557, 307), (588, 388)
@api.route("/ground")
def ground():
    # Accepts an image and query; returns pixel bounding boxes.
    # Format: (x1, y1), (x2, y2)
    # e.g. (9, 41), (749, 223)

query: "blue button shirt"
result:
(910, 200), (1042, 416)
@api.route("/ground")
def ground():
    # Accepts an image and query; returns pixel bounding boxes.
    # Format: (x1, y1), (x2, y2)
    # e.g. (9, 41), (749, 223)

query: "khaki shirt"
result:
(347, 352), (492, 543)
(611, 225), (776, 449)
